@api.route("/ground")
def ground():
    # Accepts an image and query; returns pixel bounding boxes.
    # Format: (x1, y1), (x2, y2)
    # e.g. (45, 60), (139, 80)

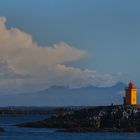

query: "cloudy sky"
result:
(0, 0), (140, 92)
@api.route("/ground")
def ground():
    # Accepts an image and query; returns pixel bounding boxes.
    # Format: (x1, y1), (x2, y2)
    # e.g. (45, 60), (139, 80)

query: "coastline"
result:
(16, 105), (140, 132)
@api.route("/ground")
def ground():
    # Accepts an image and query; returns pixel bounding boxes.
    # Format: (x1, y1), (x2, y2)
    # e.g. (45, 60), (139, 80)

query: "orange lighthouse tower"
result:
(124, 81), (137, 105)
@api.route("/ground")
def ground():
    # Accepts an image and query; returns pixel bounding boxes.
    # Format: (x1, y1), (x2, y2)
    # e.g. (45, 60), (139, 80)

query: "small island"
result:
(17, 105), (140, 132)
(16, 81), (140, 132)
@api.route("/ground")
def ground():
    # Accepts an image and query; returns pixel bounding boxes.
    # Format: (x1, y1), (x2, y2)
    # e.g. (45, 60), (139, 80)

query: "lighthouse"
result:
(124, 81), (137, 105)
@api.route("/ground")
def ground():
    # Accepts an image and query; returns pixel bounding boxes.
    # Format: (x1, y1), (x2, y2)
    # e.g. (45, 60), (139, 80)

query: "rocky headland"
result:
(16, 105), (140, 132)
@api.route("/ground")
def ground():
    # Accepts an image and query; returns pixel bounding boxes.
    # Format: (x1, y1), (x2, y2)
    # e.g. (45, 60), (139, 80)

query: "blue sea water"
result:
(0, 114), (140, 140)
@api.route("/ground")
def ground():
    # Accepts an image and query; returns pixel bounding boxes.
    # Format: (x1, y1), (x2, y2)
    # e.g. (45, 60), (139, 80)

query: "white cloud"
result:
(0, 16), (118, 91)
(0, 59), (30, 79)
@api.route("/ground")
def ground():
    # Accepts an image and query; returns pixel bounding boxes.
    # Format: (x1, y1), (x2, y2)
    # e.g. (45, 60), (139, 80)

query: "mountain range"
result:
(0, 82), (132, 106)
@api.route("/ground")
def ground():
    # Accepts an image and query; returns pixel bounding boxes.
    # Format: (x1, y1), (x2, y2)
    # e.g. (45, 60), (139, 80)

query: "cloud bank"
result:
(0, 16), (117, 92)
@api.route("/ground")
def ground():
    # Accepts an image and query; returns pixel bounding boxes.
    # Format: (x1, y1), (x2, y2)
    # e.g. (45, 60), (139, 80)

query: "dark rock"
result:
(16, 105), (140, 132)
(0, 127), (5, 132)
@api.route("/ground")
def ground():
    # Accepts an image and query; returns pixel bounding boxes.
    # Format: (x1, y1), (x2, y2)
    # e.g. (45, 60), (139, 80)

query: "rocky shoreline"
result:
(16, 105), (140, 132)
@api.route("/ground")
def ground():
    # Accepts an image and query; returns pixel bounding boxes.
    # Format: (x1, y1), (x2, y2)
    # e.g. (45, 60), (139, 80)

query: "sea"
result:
(0, 114), (140, 140)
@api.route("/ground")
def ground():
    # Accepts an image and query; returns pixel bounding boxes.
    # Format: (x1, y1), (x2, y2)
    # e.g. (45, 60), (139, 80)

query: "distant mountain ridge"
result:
(111, 81), (127, 89)
(0, 82), (129, 106)
(39, 81), (126, 92)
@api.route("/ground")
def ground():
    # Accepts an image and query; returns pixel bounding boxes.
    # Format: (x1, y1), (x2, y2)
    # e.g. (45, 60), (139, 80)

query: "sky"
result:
(0, 0), (140, 92)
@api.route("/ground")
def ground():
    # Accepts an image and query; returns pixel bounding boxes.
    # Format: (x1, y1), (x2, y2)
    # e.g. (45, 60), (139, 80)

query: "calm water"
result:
(0, 114), (140, 140)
